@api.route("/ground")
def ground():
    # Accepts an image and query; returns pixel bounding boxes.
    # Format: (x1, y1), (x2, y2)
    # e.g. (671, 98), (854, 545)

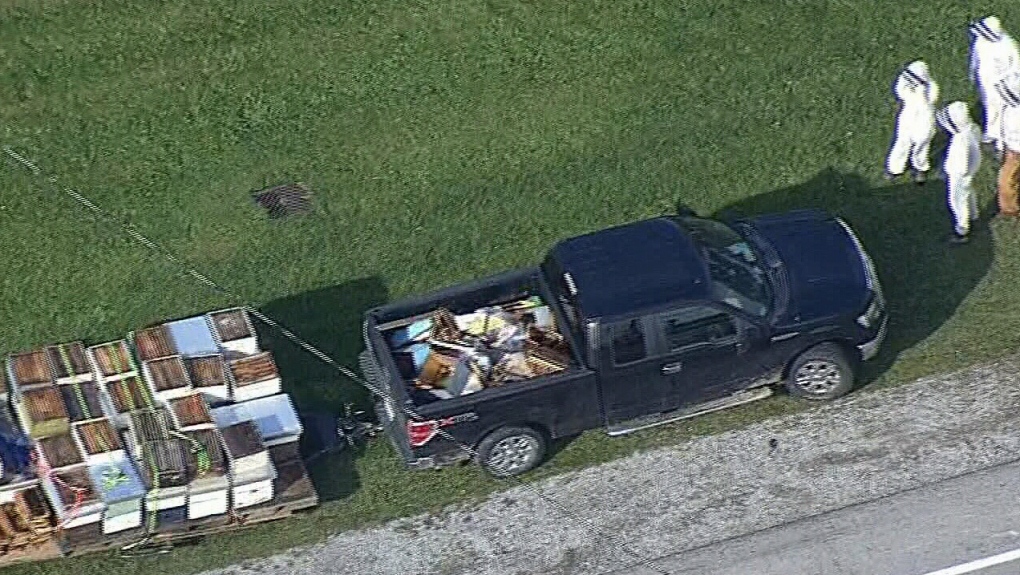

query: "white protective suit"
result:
(969, 16), (1020, 147)
(886, 60), (939, 177)
(995, 74), (1020, 153)
(936, 102), (982, 237)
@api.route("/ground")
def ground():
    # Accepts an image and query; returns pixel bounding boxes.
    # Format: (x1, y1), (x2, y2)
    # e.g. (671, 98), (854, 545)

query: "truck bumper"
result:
(857, 316), (888, 361)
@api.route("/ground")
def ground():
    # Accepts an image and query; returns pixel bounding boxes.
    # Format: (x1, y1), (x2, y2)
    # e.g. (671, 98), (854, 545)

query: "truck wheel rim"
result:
(487, 435), (539, 474)
(794, 360), (842, 394)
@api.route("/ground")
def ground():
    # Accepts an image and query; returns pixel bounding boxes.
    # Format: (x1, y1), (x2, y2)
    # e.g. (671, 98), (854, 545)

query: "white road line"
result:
(920, 548), (1020, 575)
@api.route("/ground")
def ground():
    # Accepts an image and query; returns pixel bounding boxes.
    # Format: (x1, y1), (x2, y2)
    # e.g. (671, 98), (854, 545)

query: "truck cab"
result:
(361, 209), (886, 477)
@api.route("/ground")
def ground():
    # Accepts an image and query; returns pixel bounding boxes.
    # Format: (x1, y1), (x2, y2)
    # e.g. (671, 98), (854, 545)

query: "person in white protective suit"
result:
(994, 74), (1020, 218)
(885, 60), (939, 184)
(968, 15), (1020, 154)
(936, 102), (982, 243)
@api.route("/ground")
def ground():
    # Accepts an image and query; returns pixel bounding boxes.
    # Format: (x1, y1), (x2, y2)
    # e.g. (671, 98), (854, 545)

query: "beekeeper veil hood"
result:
(971, 15), (1004, 42)
(936, 101), (973, 134)
(902, 60), (931, 87)
(995, 73), (1020, 106)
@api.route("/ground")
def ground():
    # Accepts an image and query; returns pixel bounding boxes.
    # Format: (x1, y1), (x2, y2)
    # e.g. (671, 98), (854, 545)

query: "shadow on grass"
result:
(255, 276), (389, 503)
(702, 168), (995, 386)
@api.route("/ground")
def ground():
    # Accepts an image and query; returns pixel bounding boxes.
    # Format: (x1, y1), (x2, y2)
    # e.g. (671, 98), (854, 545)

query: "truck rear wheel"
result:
(476, 426), (547, 478)
(785, 343), (855, 401)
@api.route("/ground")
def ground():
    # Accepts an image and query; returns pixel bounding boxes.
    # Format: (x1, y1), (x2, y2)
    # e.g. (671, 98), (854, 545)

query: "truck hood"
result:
(744, 210), (870, 324)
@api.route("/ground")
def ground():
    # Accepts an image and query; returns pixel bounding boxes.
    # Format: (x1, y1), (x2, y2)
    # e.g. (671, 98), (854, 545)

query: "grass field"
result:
(3, 0), (1020, 573)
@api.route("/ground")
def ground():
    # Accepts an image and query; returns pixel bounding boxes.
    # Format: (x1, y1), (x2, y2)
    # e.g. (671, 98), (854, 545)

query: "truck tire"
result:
(476, 426), (547, 478)
(784, 342), (855, 401)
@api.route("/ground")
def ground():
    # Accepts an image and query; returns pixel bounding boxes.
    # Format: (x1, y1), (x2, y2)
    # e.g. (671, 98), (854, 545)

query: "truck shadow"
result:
(255, 276), (390, 503)
(701, 168), (995, 388)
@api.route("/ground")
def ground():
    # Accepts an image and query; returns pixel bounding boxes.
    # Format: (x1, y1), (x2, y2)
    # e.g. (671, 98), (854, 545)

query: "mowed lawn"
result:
(2, 0), (1020, 573)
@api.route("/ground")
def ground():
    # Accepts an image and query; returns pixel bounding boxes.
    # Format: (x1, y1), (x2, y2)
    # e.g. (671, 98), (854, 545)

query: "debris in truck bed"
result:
(383, 296), (571, 400)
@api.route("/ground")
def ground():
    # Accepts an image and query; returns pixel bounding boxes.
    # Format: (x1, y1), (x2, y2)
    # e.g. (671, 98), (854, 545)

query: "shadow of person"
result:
(692, 168), (995, 387)
(254, 276), (389, 502)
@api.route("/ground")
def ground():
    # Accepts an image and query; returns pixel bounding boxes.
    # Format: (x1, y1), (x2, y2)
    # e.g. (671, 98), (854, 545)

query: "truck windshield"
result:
(675, 216), (773, 317)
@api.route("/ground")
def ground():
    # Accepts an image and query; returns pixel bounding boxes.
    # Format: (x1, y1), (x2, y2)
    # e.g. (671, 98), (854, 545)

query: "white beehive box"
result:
(86, 451), (145, 534)
(227, 353), (281, 403)
(40, 464), (105, 529)
(183, 355), (231, 406)
(168, 393), (214, 431)
(219, 421), (276, 510)
(137, 439), (190, 528)
(87, 341), (138, 385)
(210, 394), (302, 448)
(206, 308), (260, 357)
(182, 428), (229, 519)
(5, 348), (55, 403)
(141, 355), (194, 402)
(46, 342), (94, 386)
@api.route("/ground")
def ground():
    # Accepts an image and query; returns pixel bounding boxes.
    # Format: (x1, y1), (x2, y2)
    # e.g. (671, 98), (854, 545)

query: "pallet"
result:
(59, 447), (317, 557)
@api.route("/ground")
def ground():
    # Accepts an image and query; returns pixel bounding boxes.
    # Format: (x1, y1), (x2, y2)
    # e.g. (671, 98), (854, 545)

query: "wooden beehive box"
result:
(219, 421), (275, 510)
(207, 308), (259, 357)
(168, 393), (213, 431)
(131, 325), (176, 362)
(227, 352), (281, 402)
(184, 355), (231, 405)
(35, 434), (84, 471)
(141, 355), (193, 401)
(124, 408), (174, 458)
(40, 465), (104, 529)
(138, 439), (189, 528)
(0, 483), (53, 548)
(99, 376), (152, 428)
(87, 341), (137, 384)
(183, 428), (229, 519)
(59, 381), (105, 423)
(71, 418), (123, 462)
(45, 342), (92, 385)
(5, 350), (54, 401)
(16, 387), (69, 440)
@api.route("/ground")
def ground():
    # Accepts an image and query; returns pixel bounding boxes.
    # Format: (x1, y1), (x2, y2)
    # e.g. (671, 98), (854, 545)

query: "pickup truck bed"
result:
(362, 267), (600, 468)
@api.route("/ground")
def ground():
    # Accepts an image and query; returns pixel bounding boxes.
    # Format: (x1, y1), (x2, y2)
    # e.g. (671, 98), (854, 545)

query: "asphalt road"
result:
(616, 460), (1020, 575)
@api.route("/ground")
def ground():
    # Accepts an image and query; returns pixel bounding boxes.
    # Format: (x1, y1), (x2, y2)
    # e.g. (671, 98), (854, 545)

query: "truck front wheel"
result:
(476, 426), (547, 478)
(785, 343), (856, 401)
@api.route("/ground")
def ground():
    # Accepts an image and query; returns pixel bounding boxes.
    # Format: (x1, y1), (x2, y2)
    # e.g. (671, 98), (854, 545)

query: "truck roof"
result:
(548, 217), (710, 320)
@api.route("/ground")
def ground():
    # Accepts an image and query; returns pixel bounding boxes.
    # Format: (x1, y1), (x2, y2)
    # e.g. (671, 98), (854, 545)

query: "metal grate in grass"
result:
(252, 182), (313, 219)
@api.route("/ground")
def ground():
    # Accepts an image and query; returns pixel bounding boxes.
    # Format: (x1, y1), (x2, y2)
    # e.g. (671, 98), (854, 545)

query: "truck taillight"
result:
(407, 420), (440, 447)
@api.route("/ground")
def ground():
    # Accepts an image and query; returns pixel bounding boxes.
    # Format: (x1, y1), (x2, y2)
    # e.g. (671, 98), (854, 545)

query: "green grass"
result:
(2, 0), (1020, 573)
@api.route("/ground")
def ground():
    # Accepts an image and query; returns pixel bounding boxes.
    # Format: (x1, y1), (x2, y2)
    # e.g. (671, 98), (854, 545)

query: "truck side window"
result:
(610, 319), (647, 365)
(659, 306), (737, 352)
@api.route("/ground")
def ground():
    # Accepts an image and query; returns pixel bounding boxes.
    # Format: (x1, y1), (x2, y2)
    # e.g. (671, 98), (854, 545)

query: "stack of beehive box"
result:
(5, 349), (70, 440)
(167, 393), (229, 520)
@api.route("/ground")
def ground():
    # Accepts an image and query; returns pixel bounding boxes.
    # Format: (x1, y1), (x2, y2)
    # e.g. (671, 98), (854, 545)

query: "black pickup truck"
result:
(360, 209), (887, 477)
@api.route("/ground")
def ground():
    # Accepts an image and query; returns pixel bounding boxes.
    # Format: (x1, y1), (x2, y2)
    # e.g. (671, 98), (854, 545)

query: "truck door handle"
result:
(661, 361), (683, 375)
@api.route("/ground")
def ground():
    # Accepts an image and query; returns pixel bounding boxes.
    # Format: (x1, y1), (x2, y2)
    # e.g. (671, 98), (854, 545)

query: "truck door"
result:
(653, 305), (759, 404)
(598, 316), (673, 423)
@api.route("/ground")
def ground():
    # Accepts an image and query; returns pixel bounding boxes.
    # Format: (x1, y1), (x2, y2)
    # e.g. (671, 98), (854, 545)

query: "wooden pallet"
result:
(59, 444), (317, 556)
